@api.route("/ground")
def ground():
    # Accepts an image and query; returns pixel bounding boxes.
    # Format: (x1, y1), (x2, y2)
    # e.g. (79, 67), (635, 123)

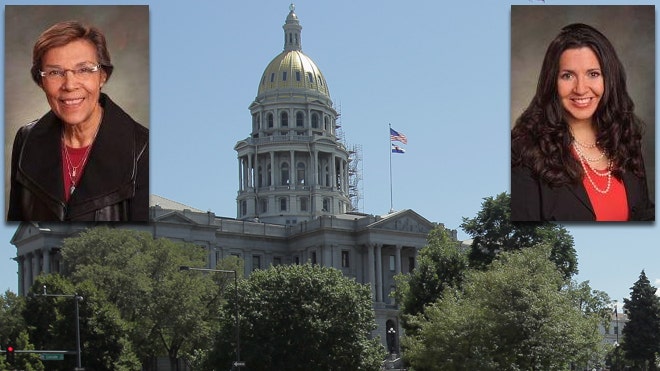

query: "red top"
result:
(581, 165), (628, 221)
(61, 145), (91, 202)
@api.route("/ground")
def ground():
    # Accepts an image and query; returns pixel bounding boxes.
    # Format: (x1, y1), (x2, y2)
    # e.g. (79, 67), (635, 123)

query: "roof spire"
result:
(283, 3), (302, 52)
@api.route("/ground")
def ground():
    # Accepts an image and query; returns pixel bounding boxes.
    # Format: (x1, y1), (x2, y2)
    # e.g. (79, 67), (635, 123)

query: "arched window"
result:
(312, 113), (319, 129)
(296, 112), (304, 127)
(297, 162), (306, 185)
(267, 113), (274, 128)
(281, 163), (290, 185)
(324, 117), (330, 131)
(281, 112), (289, 127)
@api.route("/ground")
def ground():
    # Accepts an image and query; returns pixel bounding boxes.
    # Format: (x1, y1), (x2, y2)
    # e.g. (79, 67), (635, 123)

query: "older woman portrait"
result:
(7, 18), (149, 221)
(511, 10), (654, 222)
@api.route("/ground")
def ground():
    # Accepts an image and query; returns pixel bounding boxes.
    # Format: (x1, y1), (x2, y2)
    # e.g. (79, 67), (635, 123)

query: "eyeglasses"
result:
(39, 64), (101, 81)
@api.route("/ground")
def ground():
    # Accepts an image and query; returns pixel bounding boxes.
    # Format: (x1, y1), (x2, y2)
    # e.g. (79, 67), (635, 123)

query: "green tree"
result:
(393, 225), (467, 334)
(0, 290), (44, 371)
(208, 264), (385, 370)
(23, 274), (140, 371)
(622, 270), (660, 370)
(461, 192), (578, 280)
(403, 246), (603, 371)
(59, 227), (220, 370)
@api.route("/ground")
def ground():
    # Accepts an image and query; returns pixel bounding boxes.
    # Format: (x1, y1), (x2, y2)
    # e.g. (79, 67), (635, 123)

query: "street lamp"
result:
(180, 266), (241, 369)
(40, 285), (84, 370)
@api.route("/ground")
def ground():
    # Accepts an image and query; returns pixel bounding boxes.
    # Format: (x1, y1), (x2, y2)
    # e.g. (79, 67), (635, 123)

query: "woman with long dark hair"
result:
(511, 23), (653, 221)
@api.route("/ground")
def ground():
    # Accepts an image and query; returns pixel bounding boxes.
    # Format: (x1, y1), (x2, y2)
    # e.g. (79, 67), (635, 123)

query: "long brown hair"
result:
(511, 23), (645, 187)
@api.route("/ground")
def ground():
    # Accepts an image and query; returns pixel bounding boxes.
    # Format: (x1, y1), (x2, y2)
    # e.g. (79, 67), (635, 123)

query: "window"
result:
(280, 197), (288, 211)
(270, 72), (275, 82)
(389, 255), (396, 271)
(307, 72), (313, 83)
(311, 113), (319, 128)
(296, 71), (301, 81)
(297, 162), (306, 184)
(300, 197), (308, 212)
(267, 164), (272, 186)
(281, 163), (290, 185)
(282, 71), (287, 81)
(322, 198), (330, 212)
(408, 257), (415, 272)
(259, 198), (268, 213)
(252, 255), (261, 271)
(258, 166), (263, 187)
(281, 111), (289, 127)
(311, 251), (317, 265)
(267, 113), (274, 128)
(241, 200), (247, 216)
(273, 257), (282, 266)
(296, 112), (304, 127)
(341, 250), (350, 268)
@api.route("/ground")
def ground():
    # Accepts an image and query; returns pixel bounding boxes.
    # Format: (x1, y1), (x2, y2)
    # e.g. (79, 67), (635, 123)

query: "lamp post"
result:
(614, 300), (619, 371)
(180, 266), (241, 369)
(40, 285), (84, 370)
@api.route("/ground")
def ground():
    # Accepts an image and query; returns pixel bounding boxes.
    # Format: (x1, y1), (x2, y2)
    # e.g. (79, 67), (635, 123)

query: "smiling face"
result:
(40, 39), (107, 129)
(557, 47), (604, 127)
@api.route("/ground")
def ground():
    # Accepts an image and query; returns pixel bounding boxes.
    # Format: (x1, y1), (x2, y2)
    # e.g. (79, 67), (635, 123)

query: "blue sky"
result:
(1, 0), (658, 308)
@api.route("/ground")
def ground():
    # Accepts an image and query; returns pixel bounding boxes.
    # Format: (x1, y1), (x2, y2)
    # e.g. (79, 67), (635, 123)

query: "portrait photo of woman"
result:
(510, 6), (655, 222)
(5, 6), (149, 222)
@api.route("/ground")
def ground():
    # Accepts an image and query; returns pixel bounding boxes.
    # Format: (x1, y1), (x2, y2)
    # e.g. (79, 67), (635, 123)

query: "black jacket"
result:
(8, 94), (149, 222)
(511, 164), (654, 222)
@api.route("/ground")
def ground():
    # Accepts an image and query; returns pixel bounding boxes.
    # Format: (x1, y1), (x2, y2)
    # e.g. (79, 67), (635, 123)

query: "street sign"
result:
(40, 353), (64, 361)
(233, 361), (246, 367)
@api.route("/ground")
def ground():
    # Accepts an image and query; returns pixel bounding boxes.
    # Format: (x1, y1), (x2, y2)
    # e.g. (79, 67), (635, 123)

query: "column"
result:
(237, 157), (242, 191)
(25, 254), (33, 294)
(43, 248), (51, 274)
(270, 152), (276, 187)
(313, 150), (319, 186)
(367, 244), (375, 300)
(247, 153), (253, 189)
(17, 257), (24, 297)
(290, 150), (295, 185)
(375, 244), (383, 302)
(331, 154), (337, 189)
(32, 252), (40, 279)
(395, 245), (402, 275)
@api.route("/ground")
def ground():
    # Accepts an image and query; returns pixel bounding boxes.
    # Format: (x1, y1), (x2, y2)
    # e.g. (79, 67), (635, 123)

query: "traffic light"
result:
(5, 345), (15, 364)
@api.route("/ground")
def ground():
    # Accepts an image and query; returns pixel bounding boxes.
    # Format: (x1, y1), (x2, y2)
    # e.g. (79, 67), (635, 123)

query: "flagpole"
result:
(389, 123), (394, 213)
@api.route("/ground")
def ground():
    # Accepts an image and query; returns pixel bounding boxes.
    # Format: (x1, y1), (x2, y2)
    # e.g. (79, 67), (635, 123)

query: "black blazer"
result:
(511, 165), (654, 222)
(8, 94), (149, 222)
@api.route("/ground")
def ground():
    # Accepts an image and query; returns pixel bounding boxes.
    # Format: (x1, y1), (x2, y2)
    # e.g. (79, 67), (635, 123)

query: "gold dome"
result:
(257, 50), (329, 98)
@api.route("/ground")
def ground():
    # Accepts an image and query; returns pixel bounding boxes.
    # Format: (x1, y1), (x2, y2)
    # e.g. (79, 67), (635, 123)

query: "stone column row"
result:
(367, 243), (404, 303)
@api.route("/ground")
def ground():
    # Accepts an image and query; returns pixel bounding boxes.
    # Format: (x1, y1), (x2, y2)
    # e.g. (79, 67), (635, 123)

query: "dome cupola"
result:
(256, 4), (330, 99)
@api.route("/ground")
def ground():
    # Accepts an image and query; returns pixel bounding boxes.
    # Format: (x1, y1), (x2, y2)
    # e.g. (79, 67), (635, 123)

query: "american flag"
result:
(390, 128), (407, 144)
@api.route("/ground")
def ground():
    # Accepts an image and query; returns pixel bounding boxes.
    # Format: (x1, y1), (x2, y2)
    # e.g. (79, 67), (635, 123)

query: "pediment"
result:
(10, 222), (39, 244)
(151, 211), (198, 225)
(368, 209), (434, 234)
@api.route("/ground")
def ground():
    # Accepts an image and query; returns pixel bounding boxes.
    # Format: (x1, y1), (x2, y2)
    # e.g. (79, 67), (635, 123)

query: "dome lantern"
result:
(284, 3), (302, 52)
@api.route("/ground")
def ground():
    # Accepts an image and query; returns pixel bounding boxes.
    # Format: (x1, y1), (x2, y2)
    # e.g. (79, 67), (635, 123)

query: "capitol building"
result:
(11, 5), (456, 354)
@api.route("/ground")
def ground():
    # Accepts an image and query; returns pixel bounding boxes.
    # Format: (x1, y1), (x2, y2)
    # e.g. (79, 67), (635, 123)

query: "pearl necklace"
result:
(572, 141), (607, 162)
(573, 141), (612, 194)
